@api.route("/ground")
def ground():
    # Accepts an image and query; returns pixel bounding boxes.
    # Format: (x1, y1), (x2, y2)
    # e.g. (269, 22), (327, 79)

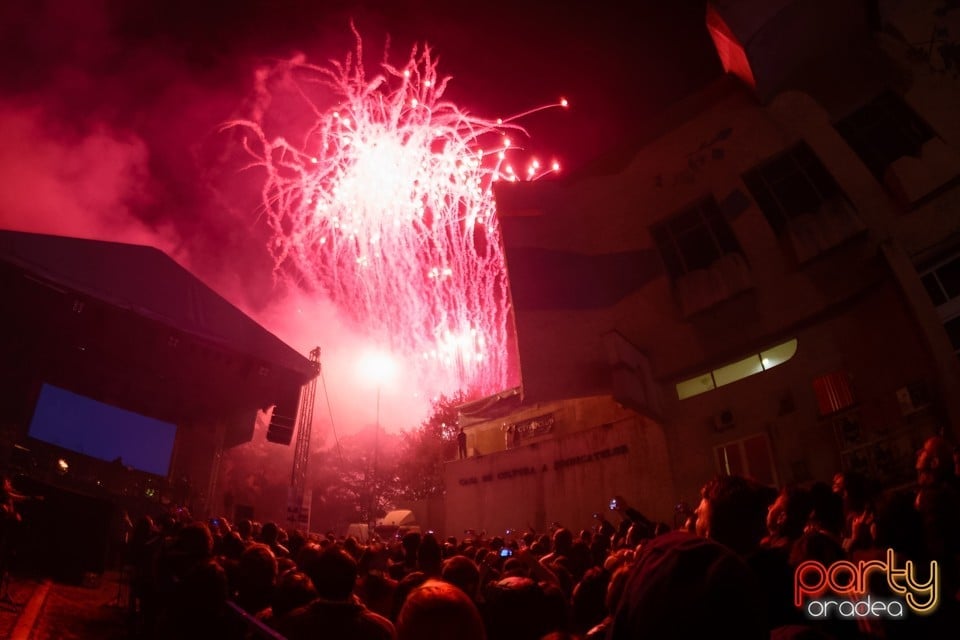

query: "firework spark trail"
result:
(225, 27), (564, 398)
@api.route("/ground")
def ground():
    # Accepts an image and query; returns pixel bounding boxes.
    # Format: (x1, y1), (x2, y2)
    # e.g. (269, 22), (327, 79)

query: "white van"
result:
(344, 522), (370, 542)
(374, 509), (421, 540)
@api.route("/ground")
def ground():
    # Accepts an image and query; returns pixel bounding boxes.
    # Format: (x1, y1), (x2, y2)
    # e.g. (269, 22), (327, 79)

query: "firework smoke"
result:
(226, 25), (564, 399)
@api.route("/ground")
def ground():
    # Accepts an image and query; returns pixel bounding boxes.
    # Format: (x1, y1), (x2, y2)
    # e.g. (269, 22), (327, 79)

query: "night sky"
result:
(0, 0), (722, 432)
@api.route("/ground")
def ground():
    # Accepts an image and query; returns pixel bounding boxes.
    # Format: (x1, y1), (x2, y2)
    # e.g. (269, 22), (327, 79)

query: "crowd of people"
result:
(5, 433), (960, 639)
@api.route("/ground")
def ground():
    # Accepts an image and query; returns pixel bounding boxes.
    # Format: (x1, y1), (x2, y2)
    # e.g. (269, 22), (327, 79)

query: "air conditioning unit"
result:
(713, 409), (736, 432)
(896, 382), (930, 416)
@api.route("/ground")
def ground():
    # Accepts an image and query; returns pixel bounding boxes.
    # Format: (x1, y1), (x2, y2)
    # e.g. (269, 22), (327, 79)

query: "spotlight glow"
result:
(226, 26), (566, 397)
(357, 349), (399, 388)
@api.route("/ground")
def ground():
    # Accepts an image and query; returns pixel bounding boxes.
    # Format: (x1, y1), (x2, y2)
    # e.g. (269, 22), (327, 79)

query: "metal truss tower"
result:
(289, 346), (321, 527)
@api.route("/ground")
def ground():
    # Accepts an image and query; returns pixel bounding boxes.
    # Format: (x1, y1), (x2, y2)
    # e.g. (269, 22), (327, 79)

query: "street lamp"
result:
(356, 349), (398, 532)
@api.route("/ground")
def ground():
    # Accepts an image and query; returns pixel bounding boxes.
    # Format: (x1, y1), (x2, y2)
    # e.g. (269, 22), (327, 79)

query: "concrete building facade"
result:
(444, 0), (960, 536)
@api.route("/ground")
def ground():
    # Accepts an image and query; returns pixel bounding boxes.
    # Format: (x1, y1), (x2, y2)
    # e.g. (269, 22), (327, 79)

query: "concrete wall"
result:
(665, 279), (944, 506)
(482, 0), (960, 524)
(446, 398), (674, 539)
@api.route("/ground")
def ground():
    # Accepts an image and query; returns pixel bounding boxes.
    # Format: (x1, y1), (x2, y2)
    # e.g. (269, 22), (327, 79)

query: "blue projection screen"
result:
(27, 383), (177, 477)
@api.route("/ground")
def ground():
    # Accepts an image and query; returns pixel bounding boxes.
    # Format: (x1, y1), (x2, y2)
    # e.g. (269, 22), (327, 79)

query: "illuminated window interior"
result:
(676, 338), (798, 400)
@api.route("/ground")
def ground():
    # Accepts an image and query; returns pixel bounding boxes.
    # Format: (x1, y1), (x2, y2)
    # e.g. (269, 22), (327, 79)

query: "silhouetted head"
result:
(397, 579), (486, 640)
(418, 532), (443, 575)
(552, 527), (574, 556)
(608, 531), (766, 639)
(766, 485), (813, 541)
(260, 521), (280, 545)
(298, 544), (357, 601)
(271, 569), (317, 618)
(696, 474), (771, 555)
(441, 554), (480, 598)
(917, 435), (955, 485)
(173, 521), (214, 559)
(238, 543), (278, 592)
(483, 576), (553, 640)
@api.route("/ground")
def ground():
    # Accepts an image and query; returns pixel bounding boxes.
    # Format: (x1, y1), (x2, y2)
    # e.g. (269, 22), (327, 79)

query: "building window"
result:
(650, 197), (743, 280)
(742, 142), (843, 235)
(831, 407), (920, 488)
(742, 142), (863, 263)
(714, 433), (778, 487)
(676, 338), (797, 400)
(834, 91), (935, 181)
(921, 252), (960, 359)
(945, 317), (960, 359)
(921, 253), (960, 306)
(651, 197), (753, 316)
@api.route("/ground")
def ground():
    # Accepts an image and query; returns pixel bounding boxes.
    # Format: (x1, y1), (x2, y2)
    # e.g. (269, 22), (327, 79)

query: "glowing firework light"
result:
(226, 26), (565, 398)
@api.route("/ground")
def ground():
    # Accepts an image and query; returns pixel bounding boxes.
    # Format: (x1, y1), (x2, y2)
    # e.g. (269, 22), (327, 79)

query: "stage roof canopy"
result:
(0, 230), (317, 440)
